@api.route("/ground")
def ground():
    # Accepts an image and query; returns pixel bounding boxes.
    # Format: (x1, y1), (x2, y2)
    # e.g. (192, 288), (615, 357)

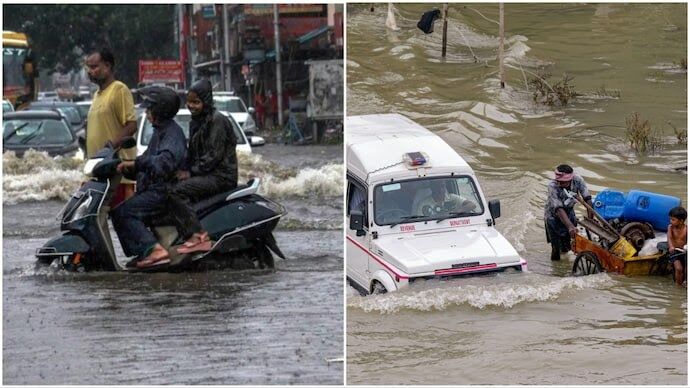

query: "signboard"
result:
(138, 60), (184, 84)
(244, 4), (325, 16)
(306, 60), (343, 120)
(201, 5), (216, 18)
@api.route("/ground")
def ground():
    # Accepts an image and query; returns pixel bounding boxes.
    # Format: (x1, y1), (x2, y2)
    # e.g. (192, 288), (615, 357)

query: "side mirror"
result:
(489, 199), (501, 220)
(248, 107), (256, 115)
(120, 136), (137, 149)
(249, 136), (265, 147)
(350, 210), (365, 234)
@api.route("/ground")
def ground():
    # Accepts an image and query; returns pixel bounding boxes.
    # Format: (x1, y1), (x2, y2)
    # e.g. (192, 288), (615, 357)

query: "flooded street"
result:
(3, 145), (344, 385)
(347, 3), (686, 385)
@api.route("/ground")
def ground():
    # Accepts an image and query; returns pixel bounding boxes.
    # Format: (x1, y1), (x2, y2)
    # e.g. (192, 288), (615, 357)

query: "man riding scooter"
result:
(111, 86), (187, 269)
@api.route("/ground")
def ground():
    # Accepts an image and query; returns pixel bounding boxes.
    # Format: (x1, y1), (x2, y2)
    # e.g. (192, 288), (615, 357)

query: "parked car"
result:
(213, 95), (257, 136)
(37, 91), (59, 102)
(3, 99), (14, 113)
(136, 108), (258, 157)
(346, 113), (526, 295)
(75, 100), (92, 122)
(25, 101), (85, 138)
(3, 111), (80, 157)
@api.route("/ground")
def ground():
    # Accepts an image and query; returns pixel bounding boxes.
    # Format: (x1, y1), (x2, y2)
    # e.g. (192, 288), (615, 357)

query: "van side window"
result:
(347, 181), (368, 225)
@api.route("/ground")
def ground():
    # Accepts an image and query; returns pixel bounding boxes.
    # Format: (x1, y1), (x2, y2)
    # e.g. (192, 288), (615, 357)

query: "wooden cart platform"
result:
(572, 234), (665, 276)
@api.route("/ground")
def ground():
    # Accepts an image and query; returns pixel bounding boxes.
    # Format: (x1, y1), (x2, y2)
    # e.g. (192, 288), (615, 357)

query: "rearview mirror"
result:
(489, 199), (501, 220)
(249, 136), (265, 147)
(248, 107), (256, 115)
(350, 210), (365, 235)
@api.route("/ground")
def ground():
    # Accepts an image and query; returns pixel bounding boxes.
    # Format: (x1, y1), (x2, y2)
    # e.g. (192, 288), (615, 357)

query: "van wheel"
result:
(572, 251), (602, 276)
(371, 281), (387, 295)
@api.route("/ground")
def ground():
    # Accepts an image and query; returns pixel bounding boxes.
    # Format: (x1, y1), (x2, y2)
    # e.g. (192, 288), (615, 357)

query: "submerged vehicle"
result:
(346, 113), (526, 295)
(36, 137), (286, 272)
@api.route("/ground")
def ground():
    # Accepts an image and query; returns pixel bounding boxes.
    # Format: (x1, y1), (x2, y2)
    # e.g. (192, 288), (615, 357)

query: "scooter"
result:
(35, 137), (286, 272)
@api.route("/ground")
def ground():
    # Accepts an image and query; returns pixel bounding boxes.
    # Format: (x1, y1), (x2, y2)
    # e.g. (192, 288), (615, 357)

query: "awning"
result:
(265, 25), (332, 60)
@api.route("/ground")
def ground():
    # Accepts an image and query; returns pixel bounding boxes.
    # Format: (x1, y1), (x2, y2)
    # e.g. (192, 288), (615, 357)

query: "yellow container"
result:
(610, 238), (637, 259)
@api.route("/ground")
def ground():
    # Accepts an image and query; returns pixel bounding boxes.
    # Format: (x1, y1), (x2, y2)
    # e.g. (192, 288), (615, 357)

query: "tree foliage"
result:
(3, 4), (177, 86)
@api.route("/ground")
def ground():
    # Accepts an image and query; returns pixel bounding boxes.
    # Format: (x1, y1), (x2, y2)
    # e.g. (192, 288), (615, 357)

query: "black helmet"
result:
(140, 86), (180, 121)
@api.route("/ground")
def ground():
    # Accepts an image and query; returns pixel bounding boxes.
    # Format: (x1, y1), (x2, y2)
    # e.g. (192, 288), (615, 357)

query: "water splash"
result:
(3, 150), (343, 203)
(348, 274), (612, 314)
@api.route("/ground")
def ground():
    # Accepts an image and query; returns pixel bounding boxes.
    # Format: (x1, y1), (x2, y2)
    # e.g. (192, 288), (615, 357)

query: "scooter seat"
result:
(192, 183), (249, 214)
(147, 184), (251, 228)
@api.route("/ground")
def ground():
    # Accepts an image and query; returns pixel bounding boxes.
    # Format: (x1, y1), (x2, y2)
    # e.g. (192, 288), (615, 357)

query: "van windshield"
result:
(373, 176), (484, 226)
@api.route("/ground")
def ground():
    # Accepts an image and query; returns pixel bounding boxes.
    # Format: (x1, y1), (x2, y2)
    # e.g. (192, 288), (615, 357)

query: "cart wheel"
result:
(572, 251), (602, 276)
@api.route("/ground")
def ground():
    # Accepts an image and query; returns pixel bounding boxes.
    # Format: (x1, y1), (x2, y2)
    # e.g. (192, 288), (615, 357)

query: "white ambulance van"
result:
(346, 113), (527, 294)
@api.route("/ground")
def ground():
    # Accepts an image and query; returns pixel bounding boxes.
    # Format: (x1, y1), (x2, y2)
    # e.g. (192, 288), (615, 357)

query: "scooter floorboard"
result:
(123, 246), (193, 273)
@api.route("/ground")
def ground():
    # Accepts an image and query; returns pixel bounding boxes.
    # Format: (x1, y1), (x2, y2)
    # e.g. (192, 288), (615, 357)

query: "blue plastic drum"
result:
(593, 189), (626, 220)
(623, 190), (682, 231)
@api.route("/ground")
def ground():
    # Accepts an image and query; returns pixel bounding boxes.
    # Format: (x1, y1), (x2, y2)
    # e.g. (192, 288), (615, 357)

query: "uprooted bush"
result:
(625, 112), (663, 154)
(528, 69), (578, 107)
(667, 121), (687, 145)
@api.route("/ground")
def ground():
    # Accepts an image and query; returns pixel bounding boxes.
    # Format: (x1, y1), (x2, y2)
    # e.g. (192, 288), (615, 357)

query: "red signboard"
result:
(138, 60), (184, 84)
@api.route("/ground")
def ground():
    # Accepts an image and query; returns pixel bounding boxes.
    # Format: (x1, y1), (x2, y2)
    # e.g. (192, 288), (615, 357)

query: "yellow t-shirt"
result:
(86, 80), (137, 161)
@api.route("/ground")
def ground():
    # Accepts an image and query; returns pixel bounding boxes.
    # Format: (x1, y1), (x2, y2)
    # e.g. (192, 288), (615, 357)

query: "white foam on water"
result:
(3, 150), (85, 204)
(259, 163), (343, 200)
(4, 150), (343, 204)
(347, 274), (611, 314)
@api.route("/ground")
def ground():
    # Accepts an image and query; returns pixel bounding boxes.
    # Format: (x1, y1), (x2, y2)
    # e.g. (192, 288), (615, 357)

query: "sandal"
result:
(136, 245), (171, 268)
(182, 231), (209, 248)
(177, 240), (213, 255)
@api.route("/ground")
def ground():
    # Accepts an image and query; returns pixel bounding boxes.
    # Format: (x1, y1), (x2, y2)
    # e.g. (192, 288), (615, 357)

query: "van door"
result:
(346, 178), (371, 291)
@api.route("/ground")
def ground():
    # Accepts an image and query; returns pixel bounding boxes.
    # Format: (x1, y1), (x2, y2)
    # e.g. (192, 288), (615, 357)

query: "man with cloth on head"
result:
(544, 164), (593, 261)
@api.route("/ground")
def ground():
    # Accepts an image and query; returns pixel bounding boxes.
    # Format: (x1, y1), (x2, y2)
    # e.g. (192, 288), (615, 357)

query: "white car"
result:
(2, 99), (14, 113)
(136, 108), (252, 157)
(346, 113), (527, 295)
(213, 94), (257, 136)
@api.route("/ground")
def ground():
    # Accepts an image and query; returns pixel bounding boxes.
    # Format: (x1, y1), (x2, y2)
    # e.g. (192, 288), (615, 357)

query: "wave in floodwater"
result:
(2, 150), (343, 204)
(347, 273), (612, 314)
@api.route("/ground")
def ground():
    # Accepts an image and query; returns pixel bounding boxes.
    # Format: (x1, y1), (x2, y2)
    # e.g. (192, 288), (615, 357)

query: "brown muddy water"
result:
(347, 3), (687, 385)
(3, 145), (344, 385)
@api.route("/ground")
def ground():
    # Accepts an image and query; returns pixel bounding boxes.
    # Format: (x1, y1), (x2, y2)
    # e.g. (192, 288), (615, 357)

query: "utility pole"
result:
(274, 4), (283, 127)
(441, 3), (448, 58)
(217, 10), (225, 91)
(499, 3), (505, 88)
(222, 4), (231, 91)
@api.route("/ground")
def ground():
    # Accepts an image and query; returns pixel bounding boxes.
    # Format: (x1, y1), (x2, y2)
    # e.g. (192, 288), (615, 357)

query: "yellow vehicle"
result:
(3, 31), (38, 109)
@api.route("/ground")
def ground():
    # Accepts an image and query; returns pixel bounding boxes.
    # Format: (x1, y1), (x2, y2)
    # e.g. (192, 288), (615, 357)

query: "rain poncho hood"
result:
(186, 79), (238, 184)
(189, 79), (215, 117)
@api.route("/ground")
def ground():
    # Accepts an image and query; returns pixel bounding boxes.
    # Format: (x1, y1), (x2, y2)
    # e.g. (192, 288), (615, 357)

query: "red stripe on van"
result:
(434, 263), (498, 276)
(346, 236), (410, 280)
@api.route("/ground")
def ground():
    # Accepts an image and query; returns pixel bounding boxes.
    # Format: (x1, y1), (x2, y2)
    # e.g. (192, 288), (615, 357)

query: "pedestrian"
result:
(265, 89), (275, 129)
(170, 79), (238, 254)
(254, 88), (266, 130)
(666, 206), (687, 286)
(85, 48), (137, 206)
(544, 164), (593, 261)
(110, 86), (187, 269)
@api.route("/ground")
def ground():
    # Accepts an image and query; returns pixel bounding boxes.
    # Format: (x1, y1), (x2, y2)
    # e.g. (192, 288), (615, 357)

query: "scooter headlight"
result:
(68, 192), (94, 222)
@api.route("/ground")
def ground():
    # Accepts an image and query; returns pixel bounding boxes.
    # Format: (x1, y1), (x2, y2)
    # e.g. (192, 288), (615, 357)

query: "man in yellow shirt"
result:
(85, 48), (137, 205)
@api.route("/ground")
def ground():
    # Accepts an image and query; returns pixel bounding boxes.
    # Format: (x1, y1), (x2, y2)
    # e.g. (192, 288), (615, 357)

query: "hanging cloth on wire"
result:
(417, 9), (441, 34)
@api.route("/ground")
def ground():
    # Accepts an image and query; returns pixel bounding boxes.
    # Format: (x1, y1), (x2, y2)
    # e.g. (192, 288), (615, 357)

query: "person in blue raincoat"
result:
(111, 86), (187, 269)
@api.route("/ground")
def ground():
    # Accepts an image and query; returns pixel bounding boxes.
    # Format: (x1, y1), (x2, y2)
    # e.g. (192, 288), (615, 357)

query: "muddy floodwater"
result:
(3, 144), (344, 385)
(347, 3), (686, 385)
